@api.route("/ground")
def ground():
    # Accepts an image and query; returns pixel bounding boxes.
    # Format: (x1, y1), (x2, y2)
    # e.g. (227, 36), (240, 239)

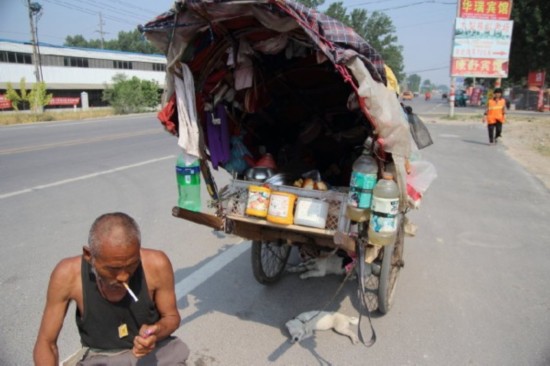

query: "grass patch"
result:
(0, 109), (116, 126)
(535, 145), (550, 156)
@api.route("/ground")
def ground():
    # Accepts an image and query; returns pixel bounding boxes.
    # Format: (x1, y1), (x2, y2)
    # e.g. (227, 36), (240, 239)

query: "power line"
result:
(407, 66), (449, 74)
(348, 0), (457, 10)
(42, 0), (141, 27)
(81, 0), (151, 21)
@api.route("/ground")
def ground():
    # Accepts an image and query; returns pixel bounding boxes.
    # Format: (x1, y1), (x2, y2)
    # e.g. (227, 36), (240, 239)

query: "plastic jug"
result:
(368, 173), (399, 246)
(346, 140), (378, 222)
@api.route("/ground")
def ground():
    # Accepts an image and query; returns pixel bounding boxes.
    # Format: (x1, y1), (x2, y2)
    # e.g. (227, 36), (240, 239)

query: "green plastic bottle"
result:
(176, 153), (201, 212)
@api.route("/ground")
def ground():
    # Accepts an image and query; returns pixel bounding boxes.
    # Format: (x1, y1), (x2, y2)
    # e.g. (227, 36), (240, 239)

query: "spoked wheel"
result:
(377, 214), (405, 314)
(251, 239), (291, 284)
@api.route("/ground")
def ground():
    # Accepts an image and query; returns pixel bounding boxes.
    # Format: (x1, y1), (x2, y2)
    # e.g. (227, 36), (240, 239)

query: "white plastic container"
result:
(368, 173), (399, 246)
(293, 197), (329, 229)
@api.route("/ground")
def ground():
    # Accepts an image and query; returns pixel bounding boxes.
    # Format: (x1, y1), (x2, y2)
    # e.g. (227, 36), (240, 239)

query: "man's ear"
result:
(83, 246), (93, 263)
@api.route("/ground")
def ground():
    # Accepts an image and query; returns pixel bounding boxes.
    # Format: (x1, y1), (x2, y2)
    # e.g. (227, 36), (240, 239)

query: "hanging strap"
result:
(356, 238), (377, 347)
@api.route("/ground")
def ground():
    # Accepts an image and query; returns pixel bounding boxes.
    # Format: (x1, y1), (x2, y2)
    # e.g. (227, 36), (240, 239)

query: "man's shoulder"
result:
(49, 256), (82, 297)
(141, 248), (172, 269)
(53, 255), (82, 275)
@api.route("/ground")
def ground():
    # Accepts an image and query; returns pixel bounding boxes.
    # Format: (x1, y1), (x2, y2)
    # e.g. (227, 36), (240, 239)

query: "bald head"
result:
(88, 212), (141, 258)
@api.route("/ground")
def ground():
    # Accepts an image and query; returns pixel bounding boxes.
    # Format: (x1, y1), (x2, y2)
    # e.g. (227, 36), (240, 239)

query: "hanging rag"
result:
(206, 104), (231, 169)
(175, 62), (202, 161)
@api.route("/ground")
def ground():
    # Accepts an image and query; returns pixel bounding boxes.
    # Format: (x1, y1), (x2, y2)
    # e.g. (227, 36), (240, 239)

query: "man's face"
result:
(85, 227), (141, 302)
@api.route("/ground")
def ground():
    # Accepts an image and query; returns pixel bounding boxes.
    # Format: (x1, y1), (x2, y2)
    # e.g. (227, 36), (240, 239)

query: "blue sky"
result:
(0, 0), (458, 86)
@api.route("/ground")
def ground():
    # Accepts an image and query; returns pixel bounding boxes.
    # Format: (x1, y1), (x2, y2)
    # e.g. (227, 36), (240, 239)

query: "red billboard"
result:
(48, 97), (80, 106)
(0, 95), (13, 109)
(528, 70), (546, 87)
(451, 58), (509, 78)
(459, 0), (512, 20)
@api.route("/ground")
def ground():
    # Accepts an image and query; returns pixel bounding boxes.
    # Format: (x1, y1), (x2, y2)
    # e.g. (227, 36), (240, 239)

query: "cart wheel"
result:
(377, 214), (405, 314)
(251, 240), (291, 285)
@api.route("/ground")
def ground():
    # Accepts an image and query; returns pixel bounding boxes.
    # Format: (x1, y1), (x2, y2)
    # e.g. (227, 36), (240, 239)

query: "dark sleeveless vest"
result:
(76, 258), (160, 350)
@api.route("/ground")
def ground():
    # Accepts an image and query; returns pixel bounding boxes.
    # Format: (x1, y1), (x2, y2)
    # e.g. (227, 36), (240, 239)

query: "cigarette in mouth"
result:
(123, 283), (138, 302)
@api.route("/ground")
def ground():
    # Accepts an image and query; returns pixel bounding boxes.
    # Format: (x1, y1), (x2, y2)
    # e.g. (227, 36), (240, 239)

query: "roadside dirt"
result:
(423, 114), (550, 191)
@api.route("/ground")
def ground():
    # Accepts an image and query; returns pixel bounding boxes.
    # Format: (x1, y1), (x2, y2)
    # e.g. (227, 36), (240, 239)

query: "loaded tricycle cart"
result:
(142, 0), (420, 315)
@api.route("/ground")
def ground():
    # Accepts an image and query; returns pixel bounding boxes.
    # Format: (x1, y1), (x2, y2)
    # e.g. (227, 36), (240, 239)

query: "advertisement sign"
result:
(459, 0), (512, 20)
(48, 97), (80, 106)
(528, 70), (546, 87)
(453, 18), (513, 59)
(469, 87), (482, 105)
(0, 95), (13, 109)
(451, 58), (509, 77)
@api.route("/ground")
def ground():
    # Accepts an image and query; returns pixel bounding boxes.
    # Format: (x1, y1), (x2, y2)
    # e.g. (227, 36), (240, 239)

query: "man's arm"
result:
(33, 258), (76, 366)
(133, 250), (181, 357)
(149, 250), (181, 338)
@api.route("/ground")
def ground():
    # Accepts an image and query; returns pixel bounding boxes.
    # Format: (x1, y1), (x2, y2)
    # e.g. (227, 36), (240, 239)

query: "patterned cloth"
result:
(140, 0), (386, 84)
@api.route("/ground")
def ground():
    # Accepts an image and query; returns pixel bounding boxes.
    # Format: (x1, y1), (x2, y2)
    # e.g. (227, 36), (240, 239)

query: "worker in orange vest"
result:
(483, 88), (506, 145)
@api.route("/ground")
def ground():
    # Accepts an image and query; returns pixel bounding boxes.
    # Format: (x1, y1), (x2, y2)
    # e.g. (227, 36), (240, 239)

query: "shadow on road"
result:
(462, 139), (491, 146)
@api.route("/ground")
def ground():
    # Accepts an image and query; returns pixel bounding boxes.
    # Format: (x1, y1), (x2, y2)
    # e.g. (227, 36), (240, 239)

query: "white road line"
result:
(175, 241), (249, 300)
(0, 155), (175, 200)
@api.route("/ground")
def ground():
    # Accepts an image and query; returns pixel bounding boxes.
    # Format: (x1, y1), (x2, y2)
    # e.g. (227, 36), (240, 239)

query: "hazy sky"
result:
(0, 0), (458, 86)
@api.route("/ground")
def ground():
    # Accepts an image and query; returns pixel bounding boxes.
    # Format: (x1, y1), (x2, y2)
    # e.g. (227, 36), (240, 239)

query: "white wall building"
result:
(0, 39), (166, 108)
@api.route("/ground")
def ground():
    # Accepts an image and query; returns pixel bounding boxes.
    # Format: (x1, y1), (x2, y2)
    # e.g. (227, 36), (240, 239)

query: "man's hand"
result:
(132, 324), (159, 358)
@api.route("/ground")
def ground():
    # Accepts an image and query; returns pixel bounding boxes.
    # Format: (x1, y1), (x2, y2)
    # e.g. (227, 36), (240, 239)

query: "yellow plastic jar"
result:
(246, 185), (271, 217)
(267, 192), (297, 225)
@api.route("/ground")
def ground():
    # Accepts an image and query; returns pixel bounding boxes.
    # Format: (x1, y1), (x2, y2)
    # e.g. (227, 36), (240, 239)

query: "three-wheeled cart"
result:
(142, 0), (413, 314)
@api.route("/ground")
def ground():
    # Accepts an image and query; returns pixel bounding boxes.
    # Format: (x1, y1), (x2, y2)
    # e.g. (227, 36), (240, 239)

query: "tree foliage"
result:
(298, 0), (405, 81)
(5, 78), (52, 111)
(102, 74), (160, 114)
(509, 1), (550, 84)
(28, 82), (53, 112)
(65, 29), (159, 54)
(406, 74), (421, 92)
(5, 78), (28, 111)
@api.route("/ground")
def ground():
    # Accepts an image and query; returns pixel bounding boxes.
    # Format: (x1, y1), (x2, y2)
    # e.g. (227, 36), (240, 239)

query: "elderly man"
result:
(33, 212), (189, 365)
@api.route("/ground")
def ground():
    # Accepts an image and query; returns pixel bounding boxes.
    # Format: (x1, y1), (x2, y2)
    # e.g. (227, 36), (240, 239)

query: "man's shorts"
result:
(62, 336), (189, 366)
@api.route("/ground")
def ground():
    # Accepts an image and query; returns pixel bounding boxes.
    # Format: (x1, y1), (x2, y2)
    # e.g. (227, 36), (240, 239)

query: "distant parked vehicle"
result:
(454, 90), (468, 107)
(402, 91), (414, 100)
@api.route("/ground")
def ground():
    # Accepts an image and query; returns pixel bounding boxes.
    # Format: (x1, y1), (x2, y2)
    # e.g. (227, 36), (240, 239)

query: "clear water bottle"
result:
(346, 140), (378, 222)
(176, 153), (201, 212)
(368, 173), (399, 246)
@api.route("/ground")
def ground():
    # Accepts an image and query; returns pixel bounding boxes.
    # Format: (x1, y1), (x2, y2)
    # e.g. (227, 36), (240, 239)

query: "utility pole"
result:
(97, 12), (106, 49)
(27, 0), (43, 113)
(27, 0), (42, 84)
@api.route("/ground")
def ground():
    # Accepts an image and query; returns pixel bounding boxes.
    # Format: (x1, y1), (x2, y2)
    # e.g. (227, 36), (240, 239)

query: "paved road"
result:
(1, 114), (549, 365)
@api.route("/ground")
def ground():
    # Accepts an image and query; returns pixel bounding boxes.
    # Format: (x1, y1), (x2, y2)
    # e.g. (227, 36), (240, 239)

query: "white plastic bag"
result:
(407, 160), (437, 193)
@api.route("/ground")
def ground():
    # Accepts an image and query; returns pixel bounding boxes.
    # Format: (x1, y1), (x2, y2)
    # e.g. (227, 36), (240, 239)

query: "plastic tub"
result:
(294, 197), (329, 229)
(267, 192), (297, 225)
(246, 185), (271, 217)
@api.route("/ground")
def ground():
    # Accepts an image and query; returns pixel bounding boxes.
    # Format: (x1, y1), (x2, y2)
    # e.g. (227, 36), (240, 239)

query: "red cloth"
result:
(157, 93), (178, 136)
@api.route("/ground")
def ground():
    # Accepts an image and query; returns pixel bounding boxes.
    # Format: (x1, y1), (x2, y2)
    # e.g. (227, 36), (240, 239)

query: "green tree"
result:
(308, 1), (404, 81)
(5, 78), (28, 111)
(65, 30), (158, 54)
(325, 2), (350, 24)
(406, 74), (421, 92)
(5, 78), (52, 112)
(64, 35), (89, 48)
(298, 0), (325, 8)
(28, 82), (53, 112)
(509, 1), (550, 84)
(102, 74), (160, 114)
